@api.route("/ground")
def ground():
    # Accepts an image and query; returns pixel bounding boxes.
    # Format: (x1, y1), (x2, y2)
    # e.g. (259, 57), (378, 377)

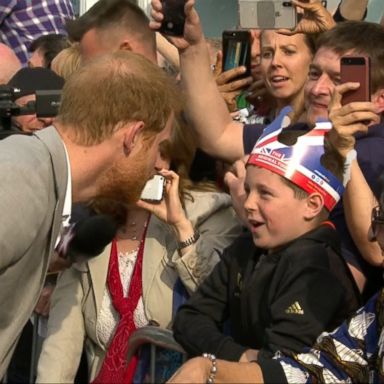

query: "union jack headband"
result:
(247, 106), (344, 211)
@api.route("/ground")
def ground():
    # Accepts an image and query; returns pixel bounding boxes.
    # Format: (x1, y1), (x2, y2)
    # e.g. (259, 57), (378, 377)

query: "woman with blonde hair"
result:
(51, 43), (82, 80)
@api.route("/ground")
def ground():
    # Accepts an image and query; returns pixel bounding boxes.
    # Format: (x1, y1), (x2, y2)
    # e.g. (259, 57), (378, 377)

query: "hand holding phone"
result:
(340, 56), (371, 106)
(222, 30), (251, 77)
(239, 0), (297, 30)
(159, 0), (186, 36)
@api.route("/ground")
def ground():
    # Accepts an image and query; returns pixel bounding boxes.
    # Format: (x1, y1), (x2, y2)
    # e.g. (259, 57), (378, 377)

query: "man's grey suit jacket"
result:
(0, 126), (67, 378)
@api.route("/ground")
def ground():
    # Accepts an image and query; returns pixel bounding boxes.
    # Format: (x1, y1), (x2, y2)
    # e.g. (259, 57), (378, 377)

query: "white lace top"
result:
(96, 249), (149, 348)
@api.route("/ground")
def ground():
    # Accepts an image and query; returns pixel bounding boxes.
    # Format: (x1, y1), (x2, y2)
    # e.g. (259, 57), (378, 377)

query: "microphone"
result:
(57, 214), (118, 263)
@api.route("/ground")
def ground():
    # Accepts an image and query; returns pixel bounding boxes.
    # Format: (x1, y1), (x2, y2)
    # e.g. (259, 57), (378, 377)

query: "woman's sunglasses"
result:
(371, 206), (384, 238)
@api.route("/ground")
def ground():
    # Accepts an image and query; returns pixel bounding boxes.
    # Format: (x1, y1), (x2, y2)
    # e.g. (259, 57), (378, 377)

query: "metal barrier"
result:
(126, 326), (187, 383)
(5, 323), (185, 383)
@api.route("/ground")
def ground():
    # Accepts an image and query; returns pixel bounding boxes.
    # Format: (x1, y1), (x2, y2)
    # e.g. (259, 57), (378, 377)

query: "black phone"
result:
(159, 0), (186, 36)
(222, 30), (251, 77)
(340, 56), (371, 105)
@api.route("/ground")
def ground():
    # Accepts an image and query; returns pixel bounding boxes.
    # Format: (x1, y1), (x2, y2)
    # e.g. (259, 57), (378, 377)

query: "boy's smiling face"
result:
(244, 166), (319, 252)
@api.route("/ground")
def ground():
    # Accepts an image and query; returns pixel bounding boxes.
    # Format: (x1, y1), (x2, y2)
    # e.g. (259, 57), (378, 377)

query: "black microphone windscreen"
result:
(70, 215), (118, 257)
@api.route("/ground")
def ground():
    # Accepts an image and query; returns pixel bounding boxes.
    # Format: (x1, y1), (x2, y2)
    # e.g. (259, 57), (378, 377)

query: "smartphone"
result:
(340, 56), (371, 106)
(222, 30), (251, 77)
(159, 0), (186, 36)
(238, 0), (297, 29)
(140, 175), (165, 203)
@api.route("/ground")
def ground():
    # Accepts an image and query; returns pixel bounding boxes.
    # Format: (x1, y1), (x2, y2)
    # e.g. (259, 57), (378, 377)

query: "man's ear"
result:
(372, 88), (384, 110)
(304, 193), (324, 220)
(122, 121), (144, 156)
(119, 39), (132, 52)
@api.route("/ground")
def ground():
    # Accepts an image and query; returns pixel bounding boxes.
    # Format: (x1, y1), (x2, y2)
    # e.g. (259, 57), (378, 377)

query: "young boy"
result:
(173, 107), (361, 365)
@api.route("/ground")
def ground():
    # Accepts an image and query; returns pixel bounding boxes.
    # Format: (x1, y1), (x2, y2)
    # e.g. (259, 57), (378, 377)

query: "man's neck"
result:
(55, 123), (115, 203)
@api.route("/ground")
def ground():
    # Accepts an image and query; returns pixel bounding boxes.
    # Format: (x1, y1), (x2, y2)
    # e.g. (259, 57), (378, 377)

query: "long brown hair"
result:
(91, 115), (217, 225)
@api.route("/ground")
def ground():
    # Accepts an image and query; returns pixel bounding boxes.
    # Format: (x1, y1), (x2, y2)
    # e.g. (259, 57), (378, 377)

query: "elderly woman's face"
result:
(13, 94), (53, 133)
(260, 31), (313, 104)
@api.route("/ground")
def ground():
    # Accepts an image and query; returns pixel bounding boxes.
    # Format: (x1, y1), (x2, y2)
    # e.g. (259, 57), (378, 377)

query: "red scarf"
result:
(92, 227), (148, 384)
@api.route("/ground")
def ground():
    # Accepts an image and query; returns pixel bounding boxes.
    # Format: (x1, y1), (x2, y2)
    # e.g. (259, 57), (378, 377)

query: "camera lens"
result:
(282, 1), (292, 6)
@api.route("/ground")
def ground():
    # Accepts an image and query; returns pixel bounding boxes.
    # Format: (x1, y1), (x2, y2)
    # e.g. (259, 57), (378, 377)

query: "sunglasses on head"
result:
(371, 206), (384, 238)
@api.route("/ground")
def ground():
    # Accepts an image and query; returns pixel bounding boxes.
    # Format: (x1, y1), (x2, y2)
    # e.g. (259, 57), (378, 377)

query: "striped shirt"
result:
(0, 0), (74, 66)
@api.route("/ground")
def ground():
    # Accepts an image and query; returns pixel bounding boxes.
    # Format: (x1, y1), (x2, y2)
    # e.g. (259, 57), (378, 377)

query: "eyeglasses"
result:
(371, 206), (384, 238)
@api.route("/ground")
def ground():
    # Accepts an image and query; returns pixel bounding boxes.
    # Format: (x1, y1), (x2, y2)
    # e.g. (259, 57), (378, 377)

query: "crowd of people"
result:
(1, 0), (384, 383)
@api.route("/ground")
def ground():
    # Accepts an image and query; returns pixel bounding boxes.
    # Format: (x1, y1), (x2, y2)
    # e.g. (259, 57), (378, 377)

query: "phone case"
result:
(140, 175), (165, 202)
(159, 0), (186, 36)
(222, 30), (251, 77)
(238, 0), (297, 29)
(340, 56), (371, 105)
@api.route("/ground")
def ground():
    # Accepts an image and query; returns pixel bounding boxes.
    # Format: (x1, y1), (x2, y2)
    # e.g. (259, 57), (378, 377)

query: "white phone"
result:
(238, 0), (297, 29)
(140, 175), (165, 203)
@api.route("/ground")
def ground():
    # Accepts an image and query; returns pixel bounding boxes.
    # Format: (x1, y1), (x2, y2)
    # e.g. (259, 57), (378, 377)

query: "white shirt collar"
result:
(62, 142), (72, 228)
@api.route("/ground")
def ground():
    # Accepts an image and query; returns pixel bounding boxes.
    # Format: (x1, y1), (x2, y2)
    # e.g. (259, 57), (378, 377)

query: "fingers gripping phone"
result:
(222, 30), (251, 77)
(238, 0), (297, 29)
(159, 0), (187, 36)
(340, 56), (371, 106)
(140, 175), (165, 203)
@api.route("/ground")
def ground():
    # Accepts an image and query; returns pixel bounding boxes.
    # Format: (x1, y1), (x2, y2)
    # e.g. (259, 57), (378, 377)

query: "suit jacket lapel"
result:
(34, 126), (68, 260)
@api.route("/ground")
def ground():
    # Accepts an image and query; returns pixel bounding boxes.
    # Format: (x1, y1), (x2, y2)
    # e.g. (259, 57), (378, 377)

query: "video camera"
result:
(0, 84), (61, 139)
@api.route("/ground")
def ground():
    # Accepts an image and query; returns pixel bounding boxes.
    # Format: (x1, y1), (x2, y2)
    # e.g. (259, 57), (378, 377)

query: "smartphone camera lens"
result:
(282, 1), (292, 6)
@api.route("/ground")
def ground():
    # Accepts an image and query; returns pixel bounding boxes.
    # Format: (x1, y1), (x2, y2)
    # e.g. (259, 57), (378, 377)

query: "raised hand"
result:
(224, 157), (249, 227)
(327, 82), (381, 157)
(278, 0), (336, 36)
(150, 0), (203, 50)
(213, 51), (253, 112)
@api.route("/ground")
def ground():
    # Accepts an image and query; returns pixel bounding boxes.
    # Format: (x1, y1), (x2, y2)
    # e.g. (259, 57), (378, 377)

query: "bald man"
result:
(0, 43), (21, 84)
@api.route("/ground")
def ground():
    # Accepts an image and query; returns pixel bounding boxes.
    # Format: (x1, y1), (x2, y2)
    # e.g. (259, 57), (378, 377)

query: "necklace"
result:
(117, 213), (150, 241)
(117, 221), (142, 241)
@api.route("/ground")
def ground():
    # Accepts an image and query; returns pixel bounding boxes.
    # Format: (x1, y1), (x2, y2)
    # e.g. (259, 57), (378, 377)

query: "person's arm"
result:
(327, 82), (383, 266)
(343, 161), (382, 265)
(172, 241), (248, 361)
(0, 148), (47, 271)
(336, 0), (368, 21)
(171, 193), (242, 294)
(156, 32), (180, 70)
(37, 266), (86, 382)
(167, 356), (265, 384)
(137, 169), (243, 294)
(224, 158), (249, 226)
(150, 0), (247, 162)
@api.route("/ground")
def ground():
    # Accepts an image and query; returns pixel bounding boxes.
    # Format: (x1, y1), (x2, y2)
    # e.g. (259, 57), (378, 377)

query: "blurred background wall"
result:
(73, 0), (383, 35)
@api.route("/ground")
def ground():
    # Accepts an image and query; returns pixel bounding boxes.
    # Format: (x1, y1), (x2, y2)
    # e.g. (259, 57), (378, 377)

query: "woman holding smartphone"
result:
(37, 119), (242, 383)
